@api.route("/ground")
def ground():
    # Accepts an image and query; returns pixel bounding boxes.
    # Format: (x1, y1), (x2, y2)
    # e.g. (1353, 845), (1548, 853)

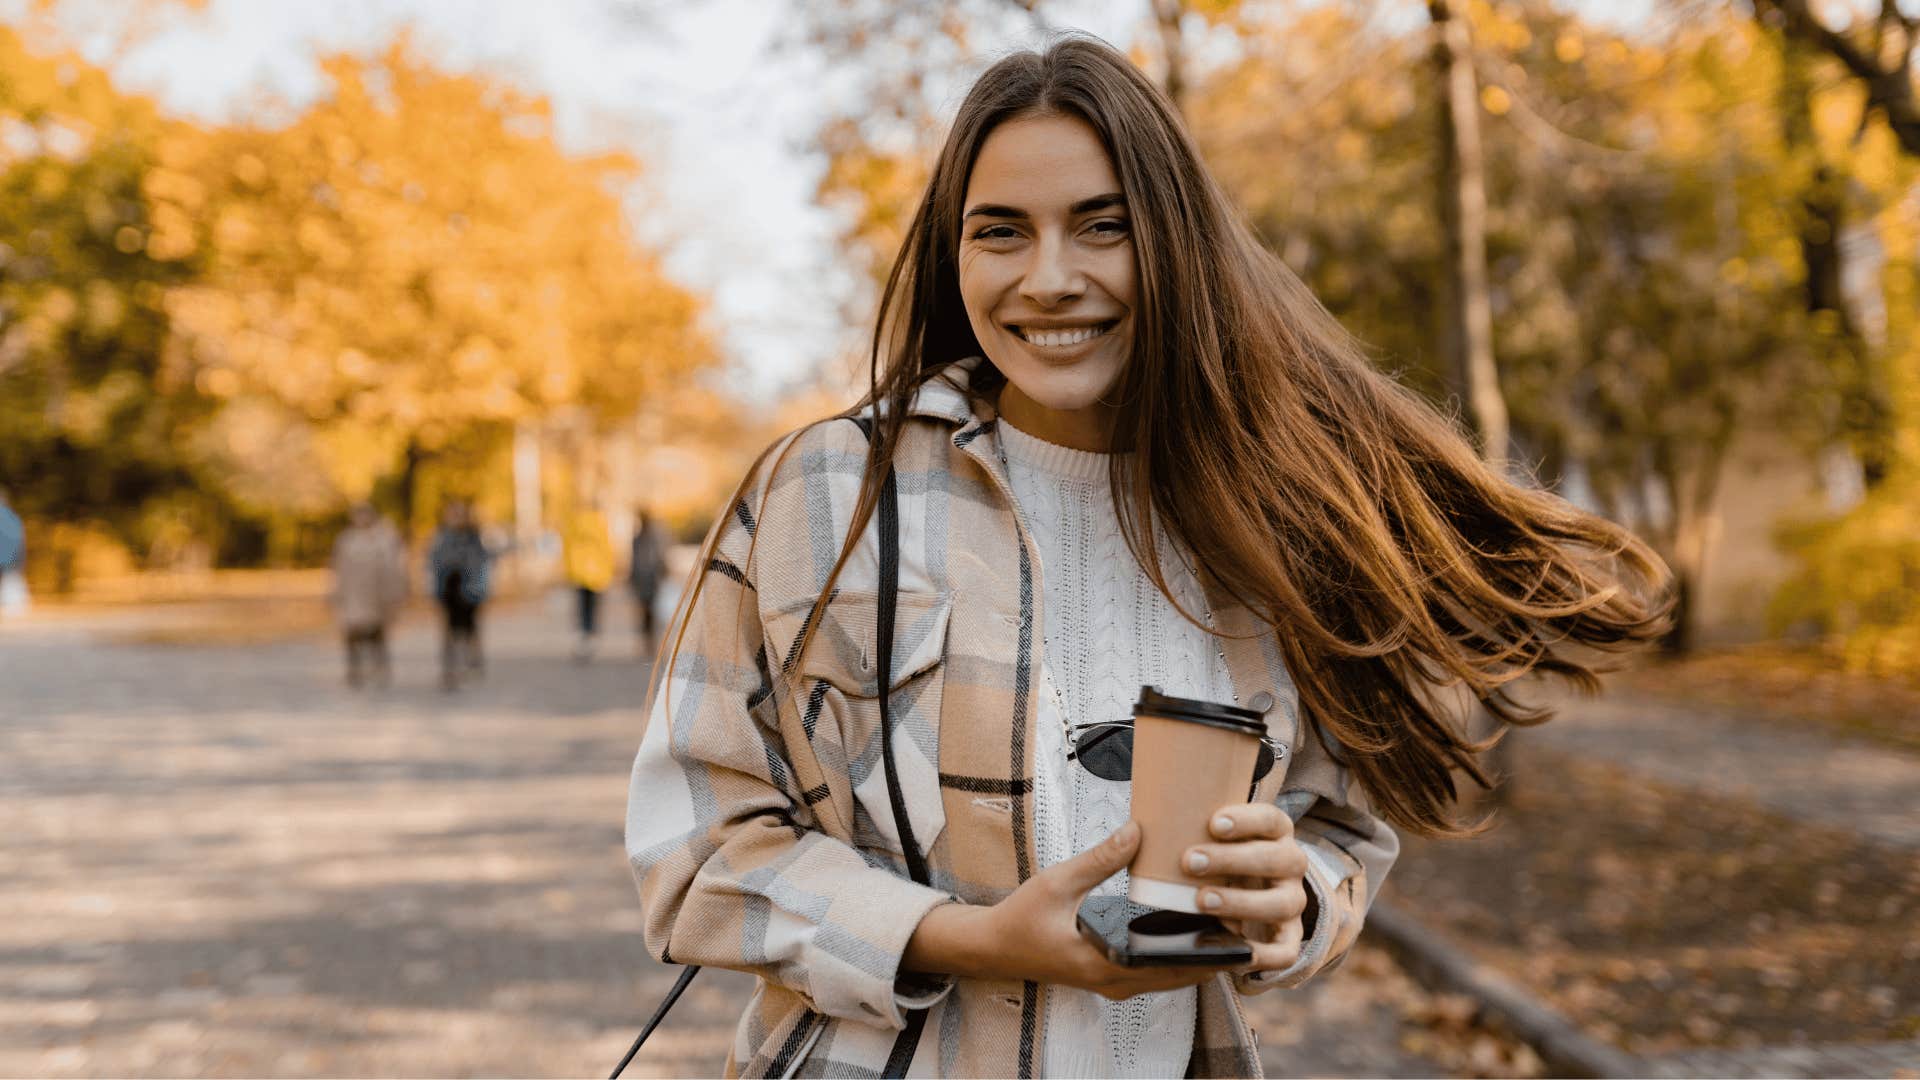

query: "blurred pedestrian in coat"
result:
(0, 489), (27, 619)
(428, 501), (491, 690)
(330, 502), (408, 688)
(563, 500), (614, 662)
(627, 507), (668, 655)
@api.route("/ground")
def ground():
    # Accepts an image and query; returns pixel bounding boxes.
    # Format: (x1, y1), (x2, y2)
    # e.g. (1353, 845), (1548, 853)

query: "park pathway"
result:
(0, 595), (1449, 1078)
(1530, 685), (1920, 850)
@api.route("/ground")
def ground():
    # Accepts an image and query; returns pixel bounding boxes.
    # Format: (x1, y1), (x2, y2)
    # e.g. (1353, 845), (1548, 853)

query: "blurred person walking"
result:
(428, 501), (491, 691)
(623, 37), (1673, 1077)
(562, 499), (615, 663)
(330, 503), (408, 688)
(627, 507), (668, 656)
(0, 489), (27, 619)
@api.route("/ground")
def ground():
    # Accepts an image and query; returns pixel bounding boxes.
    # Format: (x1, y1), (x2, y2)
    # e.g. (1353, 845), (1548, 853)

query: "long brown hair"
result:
(660, 35), (1673, 838)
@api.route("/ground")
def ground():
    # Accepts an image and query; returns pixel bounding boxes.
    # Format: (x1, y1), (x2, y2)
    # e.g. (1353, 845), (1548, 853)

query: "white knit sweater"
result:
(998, 419), (1236, 1079)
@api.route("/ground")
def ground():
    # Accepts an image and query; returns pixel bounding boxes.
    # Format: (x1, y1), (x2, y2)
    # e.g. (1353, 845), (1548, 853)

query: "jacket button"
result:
(1248, 691), (1275, 713)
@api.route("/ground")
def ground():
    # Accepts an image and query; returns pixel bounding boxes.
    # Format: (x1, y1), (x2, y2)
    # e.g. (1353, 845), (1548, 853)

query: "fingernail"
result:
(1212, 815), (1234, 836)
(1186, 850), (1209, 873)
(1200, 890), (1222, 910)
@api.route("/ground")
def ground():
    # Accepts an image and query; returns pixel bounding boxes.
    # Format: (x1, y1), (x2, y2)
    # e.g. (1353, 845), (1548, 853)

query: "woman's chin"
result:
(991, 347), (1126, 414)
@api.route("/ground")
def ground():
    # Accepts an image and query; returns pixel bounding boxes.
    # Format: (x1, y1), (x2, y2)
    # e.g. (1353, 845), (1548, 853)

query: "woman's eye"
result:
(971, 224), (1020, 241)
(1087, 218), (1131, 239)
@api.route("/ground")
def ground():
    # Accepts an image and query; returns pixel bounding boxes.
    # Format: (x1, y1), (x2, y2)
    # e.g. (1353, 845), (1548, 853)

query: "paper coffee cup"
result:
(1126, 685), (1267, 914)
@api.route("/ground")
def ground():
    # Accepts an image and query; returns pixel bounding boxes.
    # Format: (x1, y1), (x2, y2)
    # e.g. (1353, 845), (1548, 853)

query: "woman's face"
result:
(958, 111), (1136, 450)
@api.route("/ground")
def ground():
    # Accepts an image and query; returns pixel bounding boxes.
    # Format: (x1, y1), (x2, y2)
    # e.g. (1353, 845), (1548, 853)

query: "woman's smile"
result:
(1006, 318), (1123, 356)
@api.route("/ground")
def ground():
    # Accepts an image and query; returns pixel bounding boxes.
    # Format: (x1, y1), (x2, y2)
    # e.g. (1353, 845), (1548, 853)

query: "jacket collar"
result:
(907, 356), (995, 426)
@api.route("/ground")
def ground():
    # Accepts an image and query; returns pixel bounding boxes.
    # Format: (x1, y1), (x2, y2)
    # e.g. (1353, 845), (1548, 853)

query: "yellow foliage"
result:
(1775, 190), (1920, 673)
(144, 37), (723, 514)
(2, 20), (736, 571)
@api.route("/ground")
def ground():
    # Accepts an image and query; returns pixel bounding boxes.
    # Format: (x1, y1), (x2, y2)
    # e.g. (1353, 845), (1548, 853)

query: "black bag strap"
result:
(613, 415), (926, 1080)
(875, 460), (929, 887)
(873, 452), (932, 1079)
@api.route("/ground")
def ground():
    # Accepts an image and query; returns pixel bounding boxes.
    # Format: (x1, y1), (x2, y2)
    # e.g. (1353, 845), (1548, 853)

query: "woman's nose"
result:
(1019, 234), (1085, 308)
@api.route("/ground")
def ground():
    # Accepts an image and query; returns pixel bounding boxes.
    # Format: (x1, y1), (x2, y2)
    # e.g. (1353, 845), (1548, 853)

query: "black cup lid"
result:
(1131, 685), (1267, 736)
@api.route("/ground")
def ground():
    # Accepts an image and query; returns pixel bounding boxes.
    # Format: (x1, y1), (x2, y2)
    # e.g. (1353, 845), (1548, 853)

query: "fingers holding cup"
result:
(1182, 836), (1306, 882)
(1193, 875), (1308, 924)
(1207, 801), (1292, 841)
(1239, 913), (1306, 974)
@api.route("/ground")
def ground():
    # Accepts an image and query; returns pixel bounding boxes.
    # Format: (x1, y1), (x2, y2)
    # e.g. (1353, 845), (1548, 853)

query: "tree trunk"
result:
(1431, 0), (1515, 807)
(1430, 0), (1509, 467)
(1659, 505), (1711, 658)
(1759, 0), (1920, 158)
(399, 439), (426, 543)
(1152, 0), (1188, 116)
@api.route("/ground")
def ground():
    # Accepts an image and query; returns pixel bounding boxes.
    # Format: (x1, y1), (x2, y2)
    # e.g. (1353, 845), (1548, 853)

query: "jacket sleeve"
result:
(624, 438), (956, 1030)
(1236, 725), (1400, 994)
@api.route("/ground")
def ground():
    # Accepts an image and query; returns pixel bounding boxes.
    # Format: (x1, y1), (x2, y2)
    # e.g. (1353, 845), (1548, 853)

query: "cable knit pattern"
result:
(999, 419), (1235, 1079)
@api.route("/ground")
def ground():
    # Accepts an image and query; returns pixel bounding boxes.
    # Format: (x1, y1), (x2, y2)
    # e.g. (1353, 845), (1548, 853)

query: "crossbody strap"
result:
(873, 454), (933, 1078)
(875, 459), (929, 886)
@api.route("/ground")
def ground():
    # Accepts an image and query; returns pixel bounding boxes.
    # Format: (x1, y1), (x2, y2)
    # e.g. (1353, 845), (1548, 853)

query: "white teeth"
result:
(1018, 324), (1107, 347)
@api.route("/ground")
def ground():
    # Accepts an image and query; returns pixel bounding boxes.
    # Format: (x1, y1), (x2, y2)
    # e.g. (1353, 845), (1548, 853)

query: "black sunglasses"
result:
(1067, 721), (1282, 784)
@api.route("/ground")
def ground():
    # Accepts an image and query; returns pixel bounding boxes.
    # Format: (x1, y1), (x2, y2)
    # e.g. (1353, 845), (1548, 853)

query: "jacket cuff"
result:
(835, 877), (958, 1029)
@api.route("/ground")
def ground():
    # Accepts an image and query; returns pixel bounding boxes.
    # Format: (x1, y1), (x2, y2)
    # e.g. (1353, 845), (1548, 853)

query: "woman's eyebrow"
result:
(963, 203), (1028, 222)
(1070, 193), (1126, 214)
(961, 194), (1126, 222)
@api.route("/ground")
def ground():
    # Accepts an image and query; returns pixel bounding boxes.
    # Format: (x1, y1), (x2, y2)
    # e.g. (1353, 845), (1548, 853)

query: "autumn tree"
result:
(0, 26), (218, 578)
(1751, 2), (1920, 664)
(1190, 4), (1854, 649)
(0, 24), (723, 574)
(1750, 0), (1920, 670)
(156, 39), (718, 539)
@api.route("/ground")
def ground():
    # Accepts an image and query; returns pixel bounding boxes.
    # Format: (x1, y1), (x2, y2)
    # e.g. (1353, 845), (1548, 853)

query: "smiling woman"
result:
(625, 33), (1672, 1079)
(958, 114), (1135, 451)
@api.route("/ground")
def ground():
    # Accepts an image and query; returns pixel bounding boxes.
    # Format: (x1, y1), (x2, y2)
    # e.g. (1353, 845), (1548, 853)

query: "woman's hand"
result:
(904, 821), (1232, 999)
(1182, 802), (1311, 975)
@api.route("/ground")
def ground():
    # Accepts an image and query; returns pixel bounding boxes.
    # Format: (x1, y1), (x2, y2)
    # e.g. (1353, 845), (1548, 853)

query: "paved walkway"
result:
(1531, 684), (1920, 849)
(0, 595), (1450, 1078)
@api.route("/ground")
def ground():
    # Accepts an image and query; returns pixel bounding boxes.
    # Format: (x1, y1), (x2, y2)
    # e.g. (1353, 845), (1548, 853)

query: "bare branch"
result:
(1758, 0), (1920, 156)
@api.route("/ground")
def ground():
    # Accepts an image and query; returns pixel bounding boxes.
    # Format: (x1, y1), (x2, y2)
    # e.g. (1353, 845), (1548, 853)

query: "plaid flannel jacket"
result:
(626, 358), (1399, 1077)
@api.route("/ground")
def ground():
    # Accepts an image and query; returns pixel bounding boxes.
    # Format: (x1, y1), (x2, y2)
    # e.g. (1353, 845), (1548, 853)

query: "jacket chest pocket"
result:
(792, 589), (951, 862)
